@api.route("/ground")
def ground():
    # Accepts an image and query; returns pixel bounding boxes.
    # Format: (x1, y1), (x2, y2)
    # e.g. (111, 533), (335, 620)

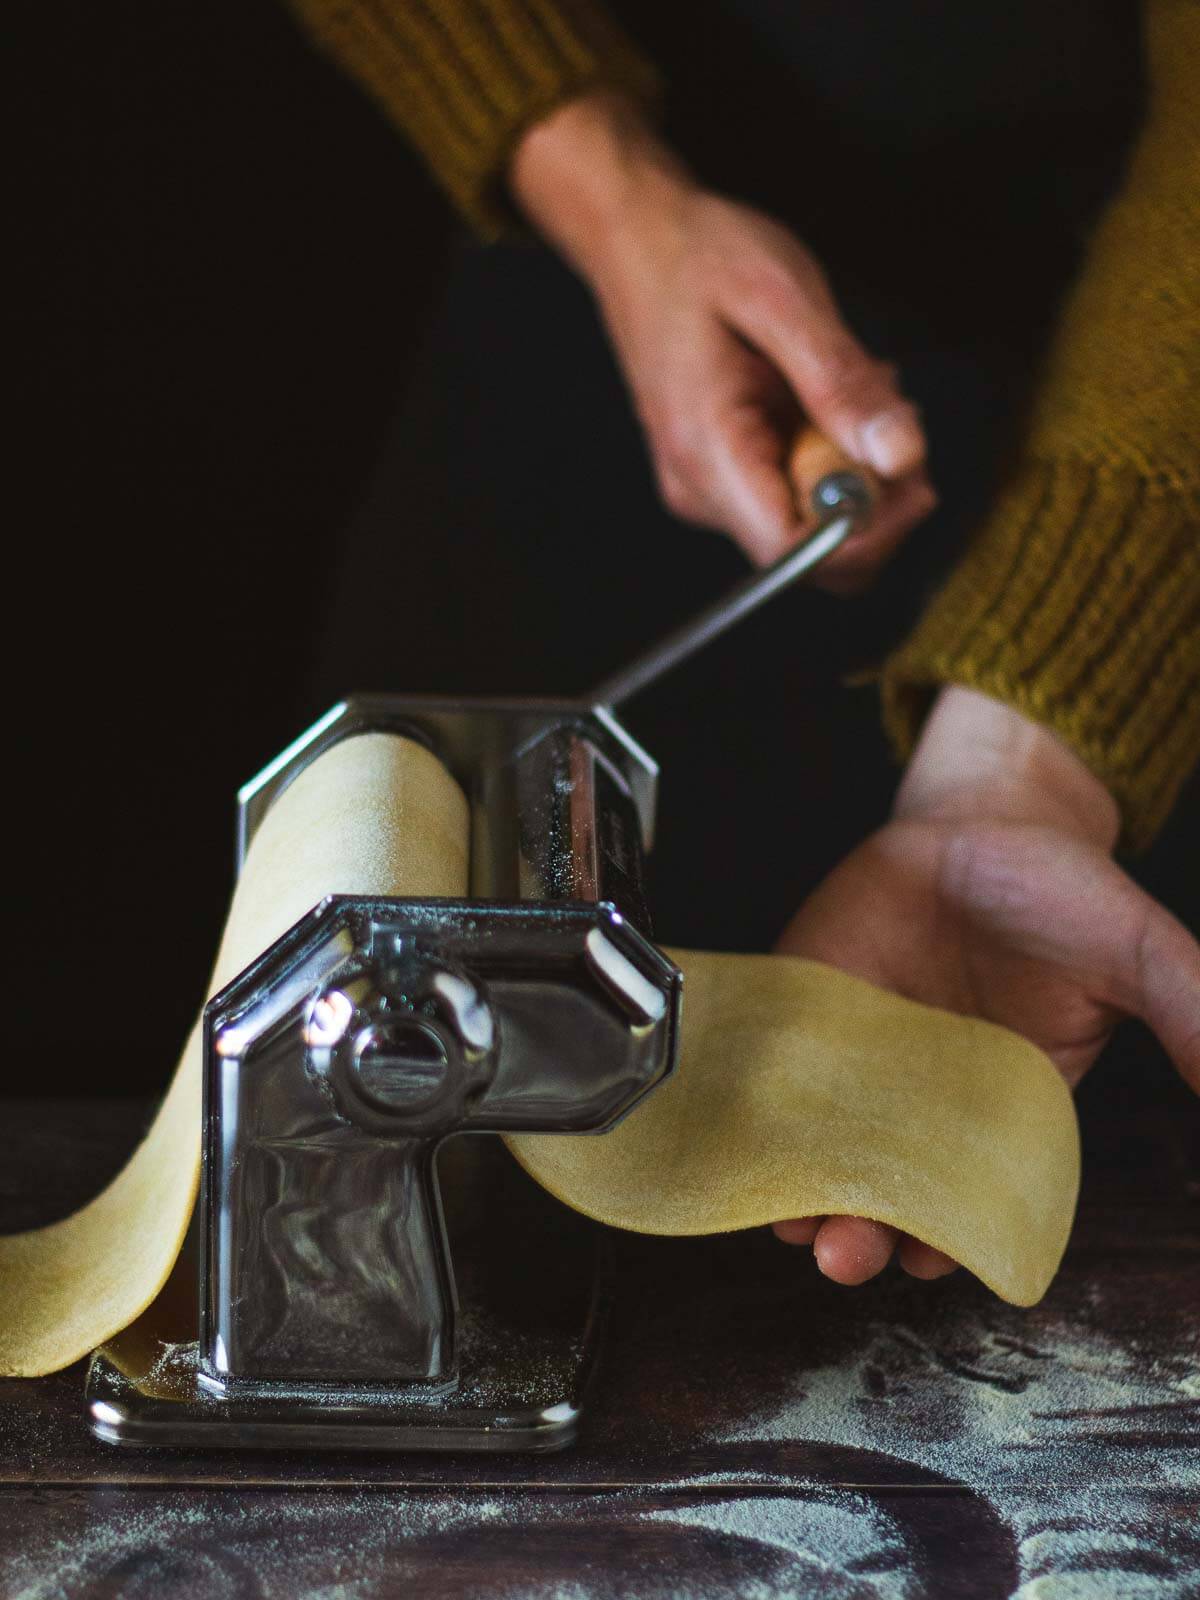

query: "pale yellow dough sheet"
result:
(510, 949), (1080, 1307)
(0, 732), (1080, 1377)
(0, 734), (470, 1377)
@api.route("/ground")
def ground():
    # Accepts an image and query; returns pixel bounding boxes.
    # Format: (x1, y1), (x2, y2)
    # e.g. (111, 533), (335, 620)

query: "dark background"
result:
(15, 0), (451, 1094)
(12, 0), (1196, 1098)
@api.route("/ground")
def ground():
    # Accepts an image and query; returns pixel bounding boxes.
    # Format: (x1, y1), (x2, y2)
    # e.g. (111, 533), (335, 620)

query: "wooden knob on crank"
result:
(787, 427), (879, 538)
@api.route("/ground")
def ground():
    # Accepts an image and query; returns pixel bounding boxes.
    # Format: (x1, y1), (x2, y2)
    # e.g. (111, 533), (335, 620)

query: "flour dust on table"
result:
(723, 1301), (1200, 1598)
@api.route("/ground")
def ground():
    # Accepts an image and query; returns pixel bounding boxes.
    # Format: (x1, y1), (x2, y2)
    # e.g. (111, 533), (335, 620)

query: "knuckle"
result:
(741, 258), (827, 331)
(813, 347), (896, 411)
(656, 465), (699, 520)
(653, 414), (718, 507)
(745, 268), (803, 324)
(655, 412), (703, 474)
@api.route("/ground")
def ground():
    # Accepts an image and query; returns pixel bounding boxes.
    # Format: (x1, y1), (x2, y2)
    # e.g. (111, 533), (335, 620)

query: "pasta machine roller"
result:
(85, 434), (874, 1452)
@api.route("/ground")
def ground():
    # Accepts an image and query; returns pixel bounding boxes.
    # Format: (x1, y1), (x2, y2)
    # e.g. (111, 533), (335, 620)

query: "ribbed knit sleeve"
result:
(881, 0), (1200, 850)
(280, 0), (661, 235)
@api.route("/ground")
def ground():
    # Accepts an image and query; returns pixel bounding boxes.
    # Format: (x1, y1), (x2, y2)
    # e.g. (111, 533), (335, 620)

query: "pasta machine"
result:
(85, 435), (873, 1452)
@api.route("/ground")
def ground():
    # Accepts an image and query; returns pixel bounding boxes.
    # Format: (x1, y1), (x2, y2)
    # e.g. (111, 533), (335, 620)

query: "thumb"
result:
(734, 270), (926, 479)
(947, 824), (1200, 1094)
(1127, 894), (1200, 1095)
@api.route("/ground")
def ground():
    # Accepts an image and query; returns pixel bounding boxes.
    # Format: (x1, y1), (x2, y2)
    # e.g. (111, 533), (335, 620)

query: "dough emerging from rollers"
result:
(0, 733), (1079, 1377)
(511, 949), (1078, 1306)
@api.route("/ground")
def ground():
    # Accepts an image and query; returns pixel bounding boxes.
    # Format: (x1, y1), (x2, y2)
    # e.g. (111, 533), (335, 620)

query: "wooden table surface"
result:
(2, 1033), (1197, 1599)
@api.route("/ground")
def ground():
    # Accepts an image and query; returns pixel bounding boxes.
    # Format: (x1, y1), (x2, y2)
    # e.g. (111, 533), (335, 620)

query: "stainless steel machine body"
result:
(84, 456), (872, 1453)
(88, 697), (682, 1452)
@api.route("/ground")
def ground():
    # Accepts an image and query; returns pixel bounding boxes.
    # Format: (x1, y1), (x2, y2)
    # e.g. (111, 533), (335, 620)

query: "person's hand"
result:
(510, 92), (935, 587)
(772, 685), (1200, 1284)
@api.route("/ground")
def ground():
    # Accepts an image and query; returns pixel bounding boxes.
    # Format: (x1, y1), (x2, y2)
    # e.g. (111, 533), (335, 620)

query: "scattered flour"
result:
(2, 1485), (917, 1600)
(4, 1281), (1195, 1599)
(5, 1301), (1194, 1600)
(642, 1489), (916, 1600)
(731, 1310), (1198, 1485)
(1012, 1522), (1196, 1600)
(722, 1304), (1200, 1599)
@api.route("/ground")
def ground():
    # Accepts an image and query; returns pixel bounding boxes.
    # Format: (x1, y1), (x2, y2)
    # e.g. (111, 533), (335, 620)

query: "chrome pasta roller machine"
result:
(86, 432), (874, 1453)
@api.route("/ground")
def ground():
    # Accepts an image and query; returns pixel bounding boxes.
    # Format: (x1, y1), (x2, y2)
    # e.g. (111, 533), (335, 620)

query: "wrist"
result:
(894, 686), (1120, 848)
(508, 89), (694, 283)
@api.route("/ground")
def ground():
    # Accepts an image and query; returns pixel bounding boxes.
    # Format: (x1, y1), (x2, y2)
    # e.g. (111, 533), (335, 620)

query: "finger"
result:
(1129, 891), (1200, 1094)
(678, 380), (809, 563)
(733, 270), (926, 478)
(944, 825), (1200, 1094)
(650, 336), (803, 564)
(807, 469), (938, 596)
(813, 1215), (900, 1285)
(772, 1216), (824, 1246)
(705, 401), (803, 565)
(898, 1235), (960, 1280)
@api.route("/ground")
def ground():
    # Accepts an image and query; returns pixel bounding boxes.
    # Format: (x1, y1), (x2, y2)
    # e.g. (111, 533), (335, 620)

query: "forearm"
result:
(896, 686), (1120, 849)
(882, 0), (1200, 849)
(509, 90), (692, 278)
(279, 0), (661, 236)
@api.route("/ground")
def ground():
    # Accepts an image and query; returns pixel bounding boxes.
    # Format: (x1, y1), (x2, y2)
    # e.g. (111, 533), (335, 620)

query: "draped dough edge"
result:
(507, 949), (1082, 1309)
(504, 1154), (1073, 1310)
(0, 733), (471, 1377)
(0, 1042), (202, 1378)
(1, 730), (1082, 1376)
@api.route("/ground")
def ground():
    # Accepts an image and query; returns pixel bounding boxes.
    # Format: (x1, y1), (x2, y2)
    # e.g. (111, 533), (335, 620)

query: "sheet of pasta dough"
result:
(509, 949), (1079, 1306)
(0, 734), (470, 1378)
(0, 731), (1080, 1377)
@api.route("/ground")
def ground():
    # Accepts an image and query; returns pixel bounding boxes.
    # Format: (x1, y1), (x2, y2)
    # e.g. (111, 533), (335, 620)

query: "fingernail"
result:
(859, 409), (922, 476)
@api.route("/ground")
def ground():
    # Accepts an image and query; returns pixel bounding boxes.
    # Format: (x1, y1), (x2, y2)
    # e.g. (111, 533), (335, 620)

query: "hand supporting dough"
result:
(0, 732), (1080, 1378)
(510, 948), (1079, 1306)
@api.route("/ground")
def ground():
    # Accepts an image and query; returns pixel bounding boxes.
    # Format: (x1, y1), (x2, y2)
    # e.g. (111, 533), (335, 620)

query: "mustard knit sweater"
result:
(283, 0), (1199, 849)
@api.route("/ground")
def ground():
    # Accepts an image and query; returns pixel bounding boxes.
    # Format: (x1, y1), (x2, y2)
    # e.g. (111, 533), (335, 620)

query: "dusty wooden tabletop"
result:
(2, 1031), (1197, 1599)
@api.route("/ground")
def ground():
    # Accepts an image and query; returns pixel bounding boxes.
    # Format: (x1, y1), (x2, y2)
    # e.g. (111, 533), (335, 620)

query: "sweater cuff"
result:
(881, 457), (1200, 851)
(288, 0), (662, 237)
